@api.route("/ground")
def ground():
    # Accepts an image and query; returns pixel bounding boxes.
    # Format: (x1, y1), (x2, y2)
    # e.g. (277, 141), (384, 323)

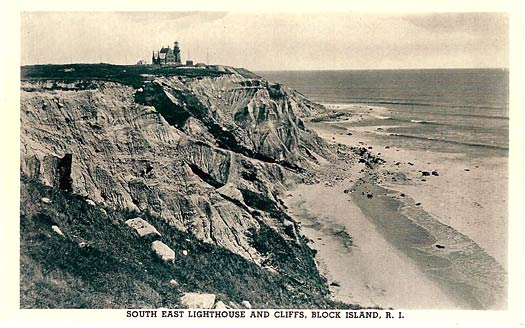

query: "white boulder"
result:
(41, 197), (51, 204)
(86, 199), (96, 206)
(283, 220), (294, 228)
(263, 266), (278, 274)
(180, 292), (216, 309)
(125, 218), (161, 237)
(214, 301), (227, 309)
(151, 240), (175, 262)
(51, 225), (65, 237)
(241, 301), (252, 309)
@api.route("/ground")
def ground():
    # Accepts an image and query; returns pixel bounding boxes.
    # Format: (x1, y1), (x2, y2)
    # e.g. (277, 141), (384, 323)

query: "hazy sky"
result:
(21, 12), (508, 70)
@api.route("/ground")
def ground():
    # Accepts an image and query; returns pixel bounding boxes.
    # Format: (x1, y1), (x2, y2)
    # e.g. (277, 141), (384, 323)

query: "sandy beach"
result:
(284, 103), (507, 310)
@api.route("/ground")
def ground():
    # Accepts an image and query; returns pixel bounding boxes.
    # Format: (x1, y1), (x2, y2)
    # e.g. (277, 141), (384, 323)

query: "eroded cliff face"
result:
(20, 67), (337, 307)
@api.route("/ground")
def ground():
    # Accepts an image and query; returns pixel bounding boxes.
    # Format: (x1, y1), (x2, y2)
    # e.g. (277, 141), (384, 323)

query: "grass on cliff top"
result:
(20, 64), (258, 88)
(20, 175), (356, 309)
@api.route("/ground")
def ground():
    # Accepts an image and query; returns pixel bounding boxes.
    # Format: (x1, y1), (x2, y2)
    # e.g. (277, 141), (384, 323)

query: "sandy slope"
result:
(285, 181), (460, 309)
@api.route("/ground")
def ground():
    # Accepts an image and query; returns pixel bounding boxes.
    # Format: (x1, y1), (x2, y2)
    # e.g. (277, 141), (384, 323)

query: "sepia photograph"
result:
(1, 1), (524, 326)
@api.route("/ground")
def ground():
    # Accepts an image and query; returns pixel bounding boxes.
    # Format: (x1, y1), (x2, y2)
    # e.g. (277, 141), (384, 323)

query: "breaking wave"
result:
(389, 133), (508, 150)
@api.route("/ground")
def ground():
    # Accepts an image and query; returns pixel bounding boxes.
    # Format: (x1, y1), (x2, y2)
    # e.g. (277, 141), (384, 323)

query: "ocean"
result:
(258, 69), (509, 156)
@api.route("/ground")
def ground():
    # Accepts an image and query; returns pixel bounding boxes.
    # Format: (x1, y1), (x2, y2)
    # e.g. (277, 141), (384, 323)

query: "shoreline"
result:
(284, 103), (507, 309)
(285, 179), (461, 309)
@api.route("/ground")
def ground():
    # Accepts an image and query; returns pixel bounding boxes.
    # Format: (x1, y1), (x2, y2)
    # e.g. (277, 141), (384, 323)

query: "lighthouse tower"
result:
(173, 41), (181, 64)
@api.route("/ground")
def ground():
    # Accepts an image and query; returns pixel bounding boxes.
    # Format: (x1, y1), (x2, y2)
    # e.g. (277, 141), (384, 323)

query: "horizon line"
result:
(254, 67), (509, 72)
(20, 63), (509, 71)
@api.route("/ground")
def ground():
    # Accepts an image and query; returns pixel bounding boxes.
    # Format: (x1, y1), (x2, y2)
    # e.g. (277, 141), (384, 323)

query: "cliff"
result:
(19, 64), (346, 309)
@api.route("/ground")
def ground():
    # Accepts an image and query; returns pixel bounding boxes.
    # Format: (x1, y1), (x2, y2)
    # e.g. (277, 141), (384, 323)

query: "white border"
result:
(1, 1), (523, 326)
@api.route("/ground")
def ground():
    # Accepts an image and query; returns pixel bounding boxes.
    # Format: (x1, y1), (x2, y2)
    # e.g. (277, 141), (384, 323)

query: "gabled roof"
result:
(159, 47), (170, 53)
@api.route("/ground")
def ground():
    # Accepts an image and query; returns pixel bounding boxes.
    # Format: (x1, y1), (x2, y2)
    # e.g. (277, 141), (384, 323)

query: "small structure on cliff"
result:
(152, 41), (182, 65)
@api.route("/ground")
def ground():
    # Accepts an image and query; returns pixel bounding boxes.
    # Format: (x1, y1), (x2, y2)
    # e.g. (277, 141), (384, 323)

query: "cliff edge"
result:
(19, 64), (349, 309)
